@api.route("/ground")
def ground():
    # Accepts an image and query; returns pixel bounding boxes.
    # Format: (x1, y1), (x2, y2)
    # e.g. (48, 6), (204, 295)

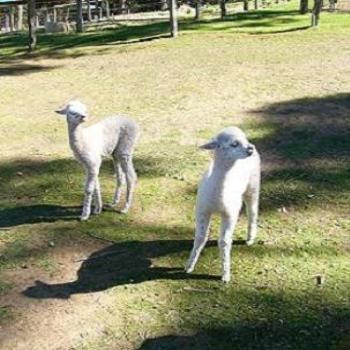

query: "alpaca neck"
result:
(213, 157), (236, 175)
(67, 122), (85, 158)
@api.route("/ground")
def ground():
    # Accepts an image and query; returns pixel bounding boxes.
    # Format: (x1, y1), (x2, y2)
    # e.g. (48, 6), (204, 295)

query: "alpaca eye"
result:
(231, 141), (239, 148)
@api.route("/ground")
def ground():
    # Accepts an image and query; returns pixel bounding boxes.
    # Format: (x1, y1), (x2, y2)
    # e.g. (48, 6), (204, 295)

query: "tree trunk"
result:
(169, 0), (178, 37)
(87, 1), (92, 21)
(105, 0), (110, 19)
(311, 0), (322, 26)
(243, 0), (249, 11)
(95, 0), (102, 20)
(9, 6), (15, 31)
(254, 0), (259, 9)
(120, 0), (127, 13)
(160, 0), (167, 10)
(27, 0), (37, 52)
(195, 0), (201, 19)
(299, 0), (308, 13)
(220, 0), (226, 18)
(76, 0), (83, 32)
(5, 12), (10, 32)
(17, 5), (23, 30)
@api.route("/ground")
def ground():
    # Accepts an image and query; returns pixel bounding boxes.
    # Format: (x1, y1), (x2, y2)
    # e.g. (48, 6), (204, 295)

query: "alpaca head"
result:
(56, 100), (88, 125)
(200, 127), (255, 162)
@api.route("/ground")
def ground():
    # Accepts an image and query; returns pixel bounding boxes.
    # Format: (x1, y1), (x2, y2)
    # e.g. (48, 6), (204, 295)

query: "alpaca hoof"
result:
(185, 264), (194, 273)
(221, 274), (231, 283)
(118, 207), (129, 214)
(92, 207), (102, 215)
(80, 215), (89, 221)
(246, 239), (254, 246)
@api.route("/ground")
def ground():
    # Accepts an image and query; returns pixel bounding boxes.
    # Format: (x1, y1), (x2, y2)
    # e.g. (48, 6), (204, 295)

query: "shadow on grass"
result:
(0, 152), (193, 227)
(136, 296), (350, 350)
(252, 93), (350, 211)
(0, 63), (61, 77)
(0, 21), (171, 64)
(181, 9), (308, 34)
(0, 205), (81, 227)
(22, 238), (220, 299)
(0, 8), (307, 66)
(21, 234), (341, 300)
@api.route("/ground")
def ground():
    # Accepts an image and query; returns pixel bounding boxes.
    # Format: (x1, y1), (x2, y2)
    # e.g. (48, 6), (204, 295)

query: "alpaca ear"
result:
(199, 140), (219, 150)
(55, 107), (67, 116)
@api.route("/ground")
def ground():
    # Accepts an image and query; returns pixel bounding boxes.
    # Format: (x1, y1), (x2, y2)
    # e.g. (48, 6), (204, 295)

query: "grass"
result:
(0, 2), (350, 349)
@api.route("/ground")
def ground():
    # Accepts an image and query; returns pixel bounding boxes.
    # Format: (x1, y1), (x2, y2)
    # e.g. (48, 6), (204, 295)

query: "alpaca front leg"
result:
(119, 155), (136, 214)
(219, 212), (239, 283)
(244, 190), (259, 246)
(92, 177), (103, 215)
(185, 212), (211, 273)
(81, 174), (96, 221)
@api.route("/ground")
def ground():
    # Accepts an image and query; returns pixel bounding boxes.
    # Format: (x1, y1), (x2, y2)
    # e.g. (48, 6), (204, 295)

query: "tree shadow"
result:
(0, 205), (81, 228)
(181, 9), (308, 34)
(0, 153), (188, 225)
(21, 233), (342, 300)
(0, 8), (307, 63)
(22, 239), (220, 299)
(0, 63), (61, 77)
(251, 93), (350, 211)
(0, 21), (171, 62)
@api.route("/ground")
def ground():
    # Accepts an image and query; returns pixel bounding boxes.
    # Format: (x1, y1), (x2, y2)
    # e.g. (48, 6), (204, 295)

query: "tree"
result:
(27, 0), (36, 52)
(76, 0), (83, 32)
(311, 0), (322, 26)
(299, 0), (308, 13)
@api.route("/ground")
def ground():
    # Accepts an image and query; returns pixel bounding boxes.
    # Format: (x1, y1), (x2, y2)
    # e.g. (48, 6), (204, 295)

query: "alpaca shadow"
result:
(0, 205), (81, 228)
(23, 239), (224, 299)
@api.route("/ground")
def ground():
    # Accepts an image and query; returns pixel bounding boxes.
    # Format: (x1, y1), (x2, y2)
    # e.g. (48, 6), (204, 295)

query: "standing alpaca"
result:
(56, 100), (140, 221)
(185, 127), (261, 282)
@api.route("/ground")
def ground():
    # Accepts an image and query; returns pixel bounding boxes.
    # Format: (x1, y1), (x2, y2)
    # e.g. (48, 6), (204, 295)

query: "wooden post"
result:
(87, 0), (92, 21)
(299, 0), (308, 13)
(219, 0), (226, 18)
(311, 0), (322, 26)
(9, 6), (15, 31)
(27, 0), (36, 52)
(169, 0), (177, 37)
(195, 0), (201, 19)
(76, 0), (83, 32)
(17, 5), (23, 30)
(105, 0), (110, 18)
(243, 0), (249, 10)
(5, 11), (10, 32)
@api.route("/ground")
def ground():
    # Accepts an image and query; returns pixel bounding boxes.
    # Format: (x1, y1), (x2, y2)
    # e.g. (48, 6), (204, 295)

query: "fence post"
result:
(17, 4), (23, 30)
(76, 0), (83, 32)
(169, 0), (178, 37)
(27, 0), (36, 52)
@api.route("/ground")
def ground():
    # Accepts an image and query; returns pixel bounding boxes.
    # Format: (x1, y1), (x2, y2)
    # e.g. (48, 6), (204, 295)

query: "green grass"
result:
(1, 2), (350, 350)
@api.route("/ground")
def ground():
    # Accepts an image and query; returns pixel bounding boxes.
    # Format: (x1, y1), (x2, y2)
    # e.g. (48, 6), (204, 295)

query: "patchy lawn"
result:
(0, 2), (350, 350)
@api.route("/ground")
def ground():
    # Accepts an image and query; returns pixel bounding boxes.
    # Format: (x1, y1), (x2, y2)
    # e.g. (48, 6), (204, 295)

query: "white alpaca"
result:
(185, 127), (261, 282)
(56, 101), (140, 221)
